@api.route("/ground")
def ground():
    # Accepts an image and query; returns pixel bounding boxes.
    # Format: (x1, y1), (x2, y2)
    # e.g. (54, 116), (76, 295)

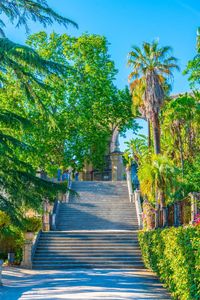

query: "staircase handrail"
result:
(51, 199), (60, 230)
(31, 229), (42, 260)
(126, 167), (133, 202)
(134, 189), (143, 229)
(65, 173), (72, 203)
(51, 173), (72, 229)
(126, 167), (143, 229)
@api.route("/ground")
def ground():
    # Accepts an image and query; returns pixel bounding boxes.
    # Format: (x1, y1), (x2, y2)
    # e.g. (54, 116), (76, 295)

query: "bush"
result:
(23, 216), (42, 232)
(0, 211), (11, 229)
(0, 225), (24, 262)
(138, 226), (200, 300)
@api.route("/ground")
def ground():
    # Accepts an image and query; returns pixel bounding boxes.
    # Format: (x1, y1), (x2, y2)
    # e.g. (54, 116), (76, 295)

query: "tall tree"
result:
(0, 0), (77, 37)
(26, 32), (136, 170)
(184, 27), (200, 88)
(128, 41), (179, 154)
(0, 1), (76, 223)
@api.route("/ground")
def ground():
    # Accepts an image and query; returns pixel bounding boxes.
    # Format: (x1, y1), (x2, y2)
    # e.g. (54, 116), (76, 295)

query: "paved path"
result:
(0, 267), (171, 299)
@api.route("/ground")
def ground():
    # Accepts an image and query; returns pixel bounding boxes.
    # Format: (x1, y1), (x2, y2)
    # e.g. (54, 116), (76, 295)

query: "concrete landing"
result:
(1, 267), (171, 299)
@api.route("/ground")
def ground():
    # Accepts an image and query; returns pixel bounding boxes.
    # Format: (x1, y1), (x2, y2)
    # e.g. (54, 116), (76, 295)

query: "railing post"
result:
(126, 167), (133, 202)
(51, 213), (56, 230)
(21, 236), (34, 269)
(134, 189), (143, 229)
(65, 174), (72, 203)
(43, 199), (50, 231)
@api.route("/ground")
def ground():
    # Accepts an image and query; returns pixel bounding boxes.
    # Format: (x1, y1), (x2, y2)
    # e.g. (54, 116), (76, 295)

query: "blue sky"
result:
(4, 0), (200, 150)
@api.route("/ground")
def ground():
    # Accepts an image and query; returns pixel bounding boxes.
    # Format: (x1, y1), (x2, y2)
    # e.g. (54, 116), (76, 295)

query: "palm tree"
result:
(128, 40), (179, 154)
(138, 154), (178, 227)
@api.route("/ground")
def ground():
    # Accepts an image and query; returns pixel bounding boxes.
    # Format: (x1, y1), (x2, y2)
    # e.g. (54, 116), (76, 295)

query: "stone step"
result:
(35, 251), (141, 259)
(55, 227), (137, 230)
(38, 237), (138, 241)
(55, 227), (137, 231)
(57, 212), (137, 214)
(37, 245), (140, 248)
(32, 264), (144, 269)
(36, 247), (140, 251)
(37, 237), (139, 241)
(40, 230), (138, 234)
(59, 207), (134, 209)
(35, 247), (141, 252)
(33, 256), (142, 261)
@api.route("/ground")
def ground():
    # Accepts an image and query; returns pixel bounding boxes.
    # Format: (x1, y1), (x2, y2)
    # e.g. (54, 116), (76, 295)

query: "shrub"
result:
(0, 225), (24, 262)
(23, 216), (42, 232)
(0, 211), (11, 229)
(138, 226), (200, 300)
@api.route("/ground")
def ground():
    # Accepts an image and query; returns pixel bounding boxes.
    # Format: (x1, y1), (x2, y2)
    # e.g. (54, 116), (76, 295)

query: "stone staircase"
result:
(32, 181), (143, 269)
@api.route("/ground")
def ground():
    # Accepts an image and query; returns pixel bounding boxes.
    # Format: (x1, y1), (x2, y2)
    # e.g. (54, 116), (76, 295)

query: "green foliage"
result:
(0, 0), (76, 226)
(0, 211), (11, 228)
(138, 227), (200, 299)
(0, 0), (77, 37)
(162, 94), (200, 168)
(128, 40), (179, 117)
(22, 216), (42, 232)
(184, 156), (200, 193)
(0, 225), (24, 255)
(26, 32), (136, 169)
(128, 40), (179, 155)
(184, 28), (200, 87)
(124, 135), (148, 165)
(138, 154), (179, 204)
(161, 93), (200, 199)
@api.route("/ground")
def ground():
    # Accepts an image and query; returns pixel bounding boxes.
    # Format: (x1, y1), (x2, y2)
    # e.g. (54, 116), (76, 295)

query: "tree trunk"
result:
(148, 119), (151, 148)
(152, 113), (161, 154)
(177, 126), (184, 176)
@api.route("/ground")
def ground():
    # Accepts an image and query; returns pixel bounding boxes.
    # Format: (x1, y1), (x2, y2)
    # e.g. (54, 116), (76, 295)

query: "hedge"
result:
(138, 226), (200, 300)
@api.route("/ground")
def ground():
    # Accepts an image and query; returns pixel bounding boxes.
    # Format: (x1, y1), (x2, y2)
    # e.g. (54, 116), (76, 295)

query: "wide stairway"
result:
(32, 181), (143, 269)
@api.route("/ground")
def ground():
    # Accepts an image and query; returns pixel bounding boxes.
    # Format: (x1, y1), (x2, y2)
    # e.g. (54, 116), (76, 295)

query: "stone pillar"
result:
(110, 130), (125, 181)
(43, 212), (50, 231)
(79, 171), (84, 181)
(110, 151), (124, 181)
(21, 238), (33, 269)
(43, 200), (50, 231)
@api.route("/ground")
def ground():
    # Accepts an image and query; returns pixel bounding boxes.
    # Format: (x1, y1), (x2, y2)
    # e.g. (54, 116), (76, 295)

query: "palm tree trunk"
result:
(148, 119), (151, 148)
(177, 127), (184, 176)
(155, 191), (160, 228)
(152, 113), (161, 154)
